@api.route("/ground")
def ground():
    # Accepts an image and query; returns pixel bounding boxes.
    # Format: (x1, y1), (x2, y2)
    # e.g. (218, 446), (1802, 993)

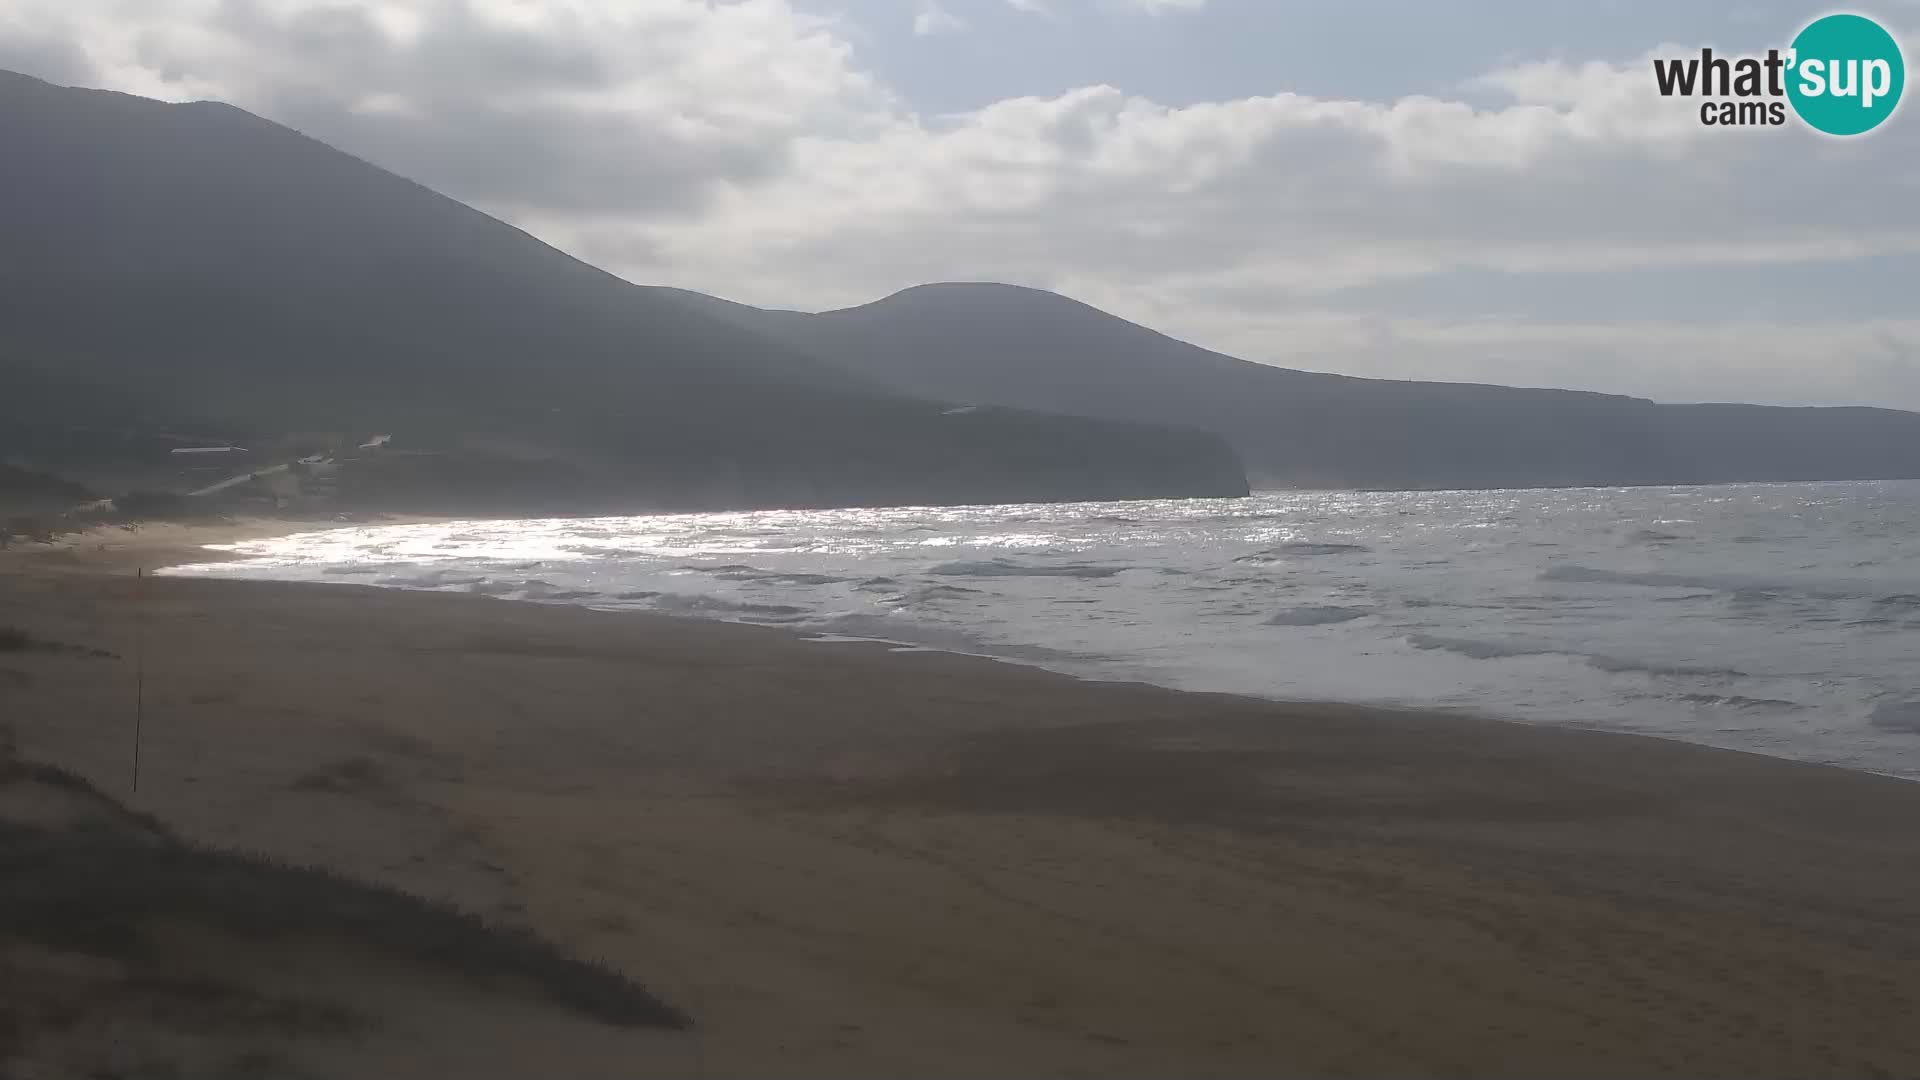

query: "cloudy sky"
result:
(3, 0), (1918, 407)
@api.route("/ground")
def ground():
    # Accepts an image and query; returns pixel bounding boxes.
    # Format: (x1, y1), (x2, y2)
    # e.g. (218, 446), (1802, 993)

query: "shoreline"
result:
(133, 514), (1920, 786)
(8, 514), (443, 574)
(15, 517), (1920, 1075)
(124, 529), (1736, 775)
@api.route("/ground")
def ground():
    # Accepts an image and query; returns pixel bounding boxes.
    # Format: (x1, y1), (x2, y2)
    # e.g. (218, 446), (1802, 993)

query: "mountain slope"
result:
(0, 72), (1246, 509)
(681, 282), (1920, 490)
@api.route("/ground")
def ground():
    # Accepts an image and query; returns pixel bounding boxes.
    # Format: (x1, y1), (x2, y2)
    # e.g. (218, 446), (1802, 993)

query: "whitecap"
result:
(929, 559), (1127, 579)
(1236, 542), (1372, 563)
(1265, 606), (1371, 626)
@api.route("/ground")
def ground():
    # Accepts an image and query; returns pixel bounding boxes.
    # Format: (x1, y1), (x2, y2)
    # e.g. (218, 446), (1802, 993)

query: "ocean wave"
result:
(813, 613), (1090, 663)
(1677, 693), (1801, 710)
(681, 563), (851, 586)
(649, 594), (812, 621)
(1541, 564), (1884, 602)
(930, 558), (1128, 579)
(759, 573), (851, 586)
(459, 579), (602, 601)
(518, 582), (601, 601)
(1265, 606), (1371, 626)
(680, 562), (758, 575)
(383, 569), (487, 588)
(897, 585), (985, 604)
(156, 484), (1920, 778)
(1408, 635), (1558, 661)
(1236, 542), (1372, 563)
(1870, 701), (1920, 733)
(559, 544), (641, 558)
(1585, 655), (1748, 679)
(1407, 635), (1745, 677)
(1542, 566), (1704, 588)
(1183, 511), (1295, 525)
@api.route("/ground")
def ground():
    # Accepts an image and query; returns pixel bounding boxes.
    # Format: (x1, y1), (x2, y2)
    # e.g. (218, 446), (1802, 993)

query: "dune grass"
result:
(0, 625), (116, 658)
(0, 761), (688, 1031)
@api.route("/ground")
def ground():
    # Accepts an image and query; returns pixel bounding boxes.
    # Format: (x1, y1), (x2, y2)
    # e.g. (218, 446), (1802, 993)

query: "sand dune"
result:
(8, 525), (1920, 1077)
(0, 749), (687, 1078)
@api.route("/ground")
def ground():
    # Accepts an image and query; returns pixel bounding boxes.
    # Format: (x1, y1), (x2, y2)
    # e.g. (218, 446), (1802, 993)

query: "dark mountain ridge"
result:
(682, 281), (1920, 491)
(11, 65), (1906, 504)
(0, 71), (1247, 511)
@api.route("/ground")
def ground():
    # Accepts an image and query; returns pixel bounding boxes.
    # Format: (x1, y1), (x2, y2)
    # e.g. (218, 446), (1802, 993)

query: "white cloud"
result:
(0, 0), (891, 216)
(2, 0), (1916, 406)
(585, 60), (1912, 300)
(913, 1), (966, 36)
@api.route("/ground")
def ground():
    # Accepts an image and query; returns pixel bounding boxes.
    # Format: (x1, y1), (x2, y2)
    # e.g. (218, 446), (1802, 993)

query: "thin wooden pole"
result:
(132, 567), (145, 793)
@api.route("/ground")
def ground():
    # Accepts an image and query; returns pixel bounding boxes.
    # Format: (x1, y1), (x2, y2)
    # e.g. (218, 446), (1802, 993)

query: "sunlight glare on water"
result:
(170, 481), (1920, 777)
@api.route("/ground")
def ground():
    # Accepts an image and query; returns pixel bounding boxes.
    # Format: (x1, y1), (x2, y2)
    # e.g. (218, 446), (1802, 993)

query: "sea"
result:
(165, 480), (1920, 778)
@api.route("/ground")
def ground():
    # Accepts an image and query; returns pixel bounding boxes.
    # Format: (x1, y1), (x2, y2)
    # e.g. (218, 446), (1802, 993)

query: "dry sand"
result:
(8, 521), (1920, 1077)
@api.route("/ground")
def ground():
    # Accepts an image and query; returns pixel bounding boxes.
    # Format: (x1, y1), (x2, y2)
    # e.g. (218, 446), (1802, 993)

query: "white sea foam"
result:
(168, 480), (1920, 778)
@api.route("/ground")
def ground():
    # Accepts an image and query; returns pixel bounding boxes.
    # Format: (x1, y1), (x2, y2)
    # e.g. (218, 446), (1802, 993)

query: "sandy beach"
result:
(9, 522), (1920, 1077)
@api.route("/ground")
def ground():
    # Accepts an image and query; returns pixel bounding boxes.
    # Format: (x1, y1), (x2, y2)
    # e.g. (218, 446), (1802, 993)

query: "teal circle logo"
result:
(1786, 13), (1905, 136)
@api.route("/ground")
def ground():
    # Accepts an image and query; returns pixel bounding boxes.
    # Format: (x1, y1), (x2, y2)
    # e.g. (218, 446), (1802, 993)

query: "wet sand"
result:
(8, 525), (1920, 1077)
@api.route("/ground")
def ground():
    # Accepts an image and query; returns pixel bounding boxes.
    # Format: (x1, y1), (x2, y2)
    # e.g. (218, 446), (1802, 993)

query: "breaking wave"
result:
(162, 480), (1920, 778)
(1407, 635), (1746, 678)
(1236, 542), (1372, 563)
(929, 559), (1129, 579)
(1266, 606), (1371, 626)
